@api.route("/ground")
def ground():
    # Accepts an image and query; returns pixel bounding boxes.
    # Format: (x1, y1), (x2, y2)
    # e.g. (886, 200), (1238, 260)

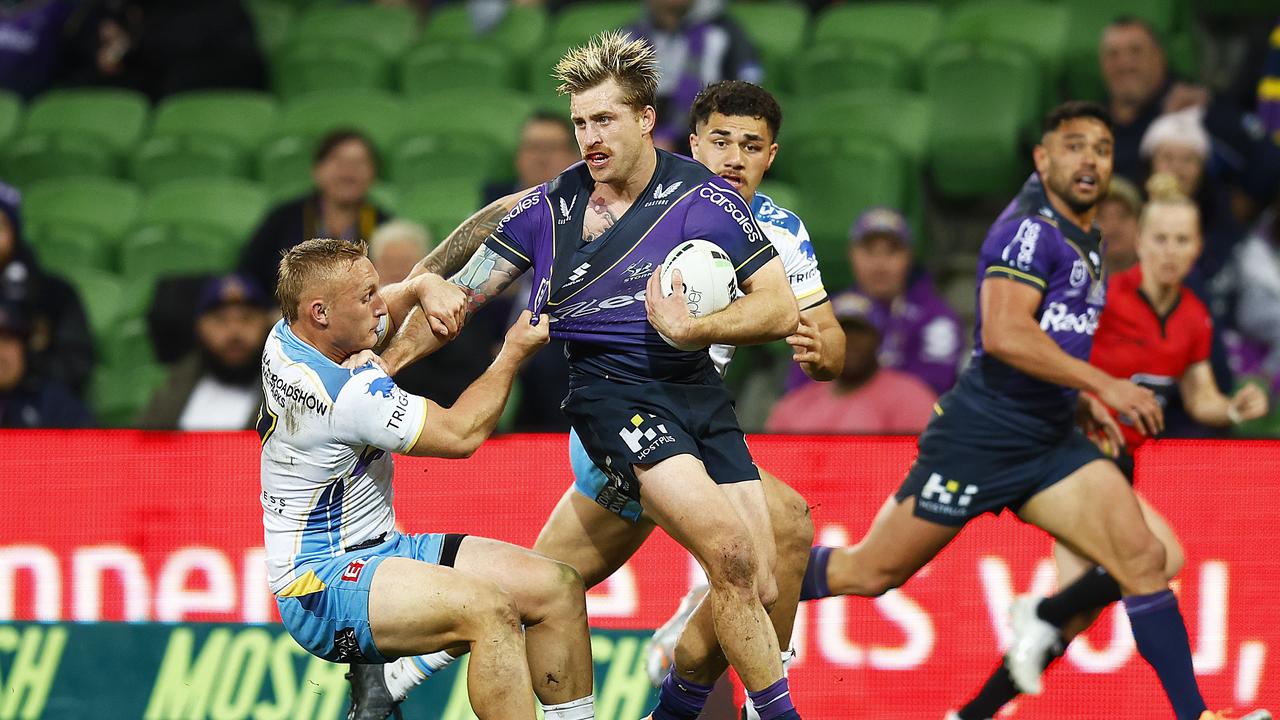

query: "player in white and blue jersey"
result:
(261, 239), (597, 720)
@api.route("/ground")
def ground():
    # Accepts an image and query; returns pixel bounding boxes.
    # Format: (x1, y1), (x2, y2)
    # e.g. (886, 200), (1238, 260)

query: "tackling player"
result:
(384, 33), (805, 720)
(950, 174), (1270, 720)
(792, 101), (1267, 719)
(260, 239), (597, 720)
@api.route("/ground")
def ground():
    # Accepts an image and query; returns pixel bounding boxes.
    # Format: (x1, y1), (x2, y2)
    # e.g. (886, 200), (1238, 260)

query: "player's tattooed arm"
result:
(451, 246), (523, 322)
(410, 192), (523, 278)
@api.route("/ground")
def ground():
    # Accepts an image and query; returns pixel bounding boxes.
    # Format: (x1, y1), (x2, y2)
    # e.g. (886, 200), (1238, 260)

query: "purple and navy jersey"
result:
(961, 174), (1107, 431)
(485, 149), (778, 385)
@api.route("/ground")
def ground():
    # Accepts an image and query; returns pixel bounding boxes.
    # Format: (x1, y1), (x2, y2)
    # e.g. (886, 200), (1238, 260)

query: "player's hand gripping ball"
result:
(653, 240), (737, 350)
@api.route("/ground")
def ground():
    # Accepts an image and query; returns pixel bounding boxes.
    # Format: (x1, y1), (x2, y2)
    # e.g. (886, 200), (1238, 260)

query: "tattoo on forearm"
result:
(452, 246), (521, 319)
(583, 195), (617, 243)
(420, 197), (517, 276)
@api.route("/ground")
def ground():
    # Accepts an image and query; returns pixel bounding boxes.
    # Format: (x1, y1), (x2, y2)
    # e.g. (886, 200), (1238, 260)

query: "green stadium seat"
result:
(422, 5), (548, 64)
(924, 42), (1037, 199)
(129, 135), (248, 189)
(289, 4), (418, 59)
(388, 135), (496, 188)
(22, 176), (141, 246)
(729, 1), (809, 92)
(0, 133), (117, 186)
(152, 91), (279, 151)
(273, 89), (406, 153)
(59, 268), (131, 339)
(98, 317), (156, 370)
(399, 44), (513, 95)
(785, 138), (906, 290)
(245, 0), (293, 56)
(118, 225), (239, 280)
(813, 3), (942, 86)
(22, 88), (149, 153)
(397, 179), (483, 240)
(26, 224), (113, 274)
(90, 362), (167, 428)
(527, 44), (573, 104)
(0, 91), (20, 146)
(1060, 0), (1178, 101)
(550, 3), (641, 46)
(402, 90), (534, 177)
(790, 42), (908, 96)
(943, 0), (1070, 109)
(138, 178), (269, 245)
(256, 135), (314, 198)
(785, 89), (932, 170)
(273, 37), (392, 99)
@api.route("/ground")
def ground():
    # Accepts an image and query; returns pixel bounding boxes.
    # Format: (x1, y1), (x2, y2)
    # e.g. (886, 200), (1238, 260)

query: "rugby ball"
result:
(658, 239), (738, 350)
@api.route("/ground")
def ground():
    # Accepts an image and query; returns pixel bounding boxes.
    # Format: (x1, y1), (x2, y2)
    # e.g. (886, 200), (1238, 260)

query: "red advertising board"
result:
(0, 431), (1275, 717)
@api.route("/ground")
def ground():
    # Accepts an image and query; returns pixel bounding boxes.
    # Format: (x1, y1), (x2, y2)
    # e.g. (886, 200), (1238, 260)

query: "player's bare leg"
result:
(533, 487), (657, 587)
(1017, 459), (1212, 719)
(451, 537), (594, 707)
(367, 558), (536, 719)
(821, 495), (963, 597)
(661, 471), (812, 686)
(636, 454), (784, 693)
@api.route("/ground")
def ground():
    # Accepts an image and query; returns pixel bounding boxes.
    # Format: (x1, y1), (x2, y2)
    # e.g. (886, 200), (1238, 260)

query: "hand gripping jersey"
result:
(1089, 264), (1213, 448)
(962, 174), (1108, 433)
(258, 319), (427, 594)
(708, 191), (826, 373)
(483, 149), (778, 386)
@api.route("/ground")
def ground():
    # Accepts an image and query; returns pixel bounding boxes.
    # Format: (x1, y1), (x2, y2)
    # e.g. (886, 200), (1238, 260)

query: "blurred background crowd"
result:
(0, 0), (1277, 439)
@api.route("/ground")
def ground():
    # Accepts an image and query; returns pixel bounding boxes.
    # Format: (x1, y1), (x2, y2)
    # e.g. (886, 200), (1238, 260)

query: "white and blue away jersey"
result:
(709, 191), (827, 373)
(258, 318), (427, 594)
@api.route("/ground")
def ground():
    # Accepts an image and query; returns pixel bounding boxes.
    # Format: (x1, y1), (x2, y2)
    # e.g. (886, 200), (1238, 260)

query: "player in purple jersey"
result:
(793, 102), (1263, 720)
(382, 32), (804, 720)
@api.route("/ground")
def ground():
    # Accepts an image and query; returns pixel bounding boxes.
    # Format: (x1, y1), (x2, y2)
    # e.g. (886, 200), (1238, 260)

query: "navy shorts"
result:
(562, 376), (759, 511)
(896, 394), (1106, 526)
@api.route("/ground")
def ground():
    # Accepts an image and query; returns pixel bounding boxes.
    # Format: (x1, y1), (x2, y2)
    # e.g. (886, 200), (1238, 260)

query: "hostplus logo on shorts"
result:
(918, 473), (979, 518)
(619, 413), (675, 460)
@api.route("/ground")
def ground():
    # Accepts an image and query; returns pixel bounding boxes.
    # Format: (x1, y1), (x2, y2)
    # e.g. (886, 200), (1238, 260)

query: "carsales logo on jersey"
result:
(699, 186), (764, 244)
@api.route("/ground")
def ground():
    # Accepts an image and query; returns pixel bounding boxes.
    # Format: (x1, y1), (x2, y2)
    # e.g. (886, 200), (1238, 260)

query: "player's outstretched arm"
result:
(405, 311), (549, 459)
(788, 300), (845, 381)
(981, 277), (1164, 436)
(1179, 360), (1269, 426)
(408, 192), (525, 280)
(646, 256), (799, 348)
(376, 273), (468, 344)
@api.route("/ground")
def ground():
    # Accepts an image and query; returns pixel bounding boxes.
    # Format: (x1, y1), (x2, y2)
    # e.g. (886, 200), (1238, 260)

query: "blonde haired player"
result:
(261, 239), (596, 720)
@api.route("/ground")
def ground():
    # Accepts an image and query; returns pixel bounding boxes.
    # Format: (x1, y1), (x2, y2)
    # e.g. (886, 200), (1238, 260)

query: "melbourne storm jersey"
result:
(258, 319), (427, 593)
(709, 191), (826, 373)
(484, 149), (778, 385)
(961, 174), (1107, 431)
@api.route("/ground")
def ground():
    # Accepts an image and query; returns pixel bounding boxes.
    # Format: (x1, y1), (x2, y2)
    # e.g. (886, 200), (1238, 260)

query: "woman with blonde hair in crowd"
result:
(949, 173), (1271, 720)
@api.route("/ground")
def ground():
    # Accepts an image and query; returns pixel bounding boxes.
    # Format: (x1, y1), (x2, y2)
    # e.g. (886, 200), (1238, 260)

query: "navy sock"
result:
(1037, 566), (1123, 627)
(747, 677), (798, 720)
(651, 671), (714, 720)
(1124, 590), (1206, 720)
(958, 646), (1063, 719)
(799, 546), (833, 601)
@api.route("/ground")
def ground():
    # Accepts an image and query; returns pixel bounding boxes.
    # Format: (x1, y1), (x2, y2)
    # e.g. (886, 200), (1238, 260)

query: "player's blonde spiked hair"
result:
(276, 238), (369, 322)
(553, 30), (659, 110)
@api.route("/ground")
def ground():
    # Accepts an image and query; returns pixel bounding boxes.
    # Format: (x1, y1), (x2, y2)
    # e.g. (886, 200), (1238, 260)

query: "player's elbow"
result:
(981, 323), (1014, 361)
(776, 302), (800, 339)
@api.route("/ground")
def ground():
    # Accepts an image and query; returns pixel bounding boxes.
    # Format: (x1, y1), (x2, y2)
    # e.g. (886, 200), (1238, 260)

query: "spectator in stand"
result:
(0, 181), (94, 397)
(1101, 16), (1280, 210)
(1096, 176), (1143, 273)
(0, 0), (75, 99)
(0, 300), (91, 428)
(1234, 191), (1280, 392)
(137, 274), (271, 430)
(823, 207), (963, 397)
(369, 219), (431, 286)
(628, 0), (763, 149)
(482, 111), (580, 204)
(767, 296), (935, 434)
(1260, 19), (1279, 144)
(238, 129), (390, 295)
(56, 0), (267, 101)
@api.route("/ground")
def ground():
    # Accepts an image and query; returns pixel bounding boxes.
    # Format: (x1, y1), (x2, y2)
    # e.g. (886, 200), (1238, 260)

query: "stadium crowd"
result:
(0, 0), (1277, 439)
